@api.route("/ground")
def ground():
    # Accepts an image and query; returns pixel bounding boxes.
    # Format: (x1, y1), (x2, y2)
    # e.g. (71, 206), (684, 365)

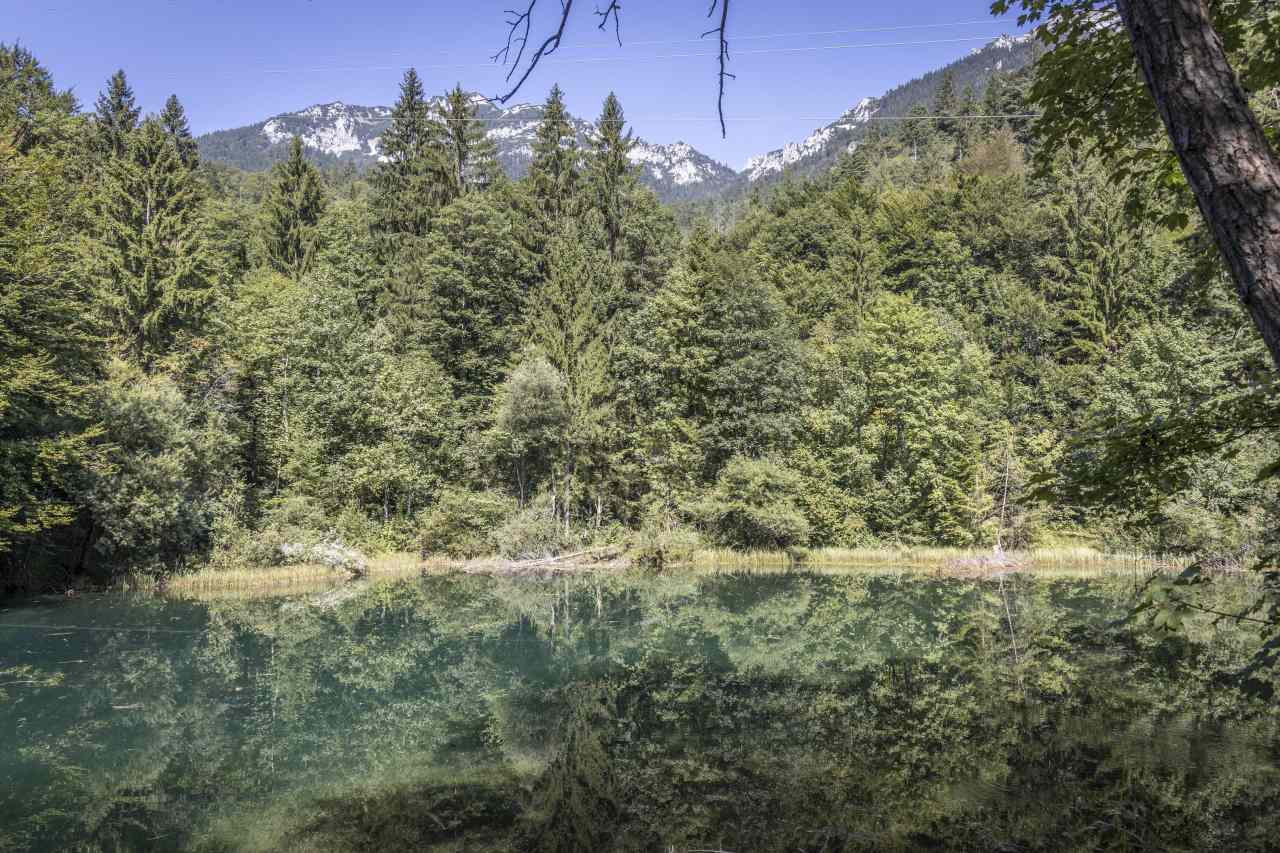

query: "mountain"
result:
(739, 33), (1041, 187)
(196, 96), (739, 203)
(196, 34), (1042, 205)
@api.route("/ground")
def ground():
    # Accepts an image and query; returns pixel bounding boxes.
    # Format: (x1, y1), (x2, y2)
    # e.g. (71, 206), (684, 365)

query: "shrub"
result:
(419, 489), (517, 558)
(688, 456), (811, 550)
(629, 502), (703, 570)
(493, 493), (579, 560)
(78, 360), (237, 574)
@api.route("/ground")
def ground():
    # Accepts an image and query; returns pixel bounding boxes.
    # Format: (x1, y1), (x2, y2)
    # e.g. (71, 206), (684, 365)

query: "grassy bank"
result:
(150, 546), (1189, 598)
(689, 545), (1188, 576)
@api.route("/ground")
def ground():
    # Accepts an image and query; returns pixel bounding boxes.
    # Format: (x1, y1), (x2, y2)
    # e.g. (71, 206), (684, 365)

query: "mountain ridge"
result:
(195, 34), (1040, 203)
(196, 96), (739, 203)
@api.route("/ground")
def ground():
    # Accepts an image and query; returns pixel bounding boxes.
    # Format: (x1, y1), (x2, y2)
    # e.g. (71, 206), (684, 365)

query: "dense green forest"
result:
(3, 40), (1279, 593)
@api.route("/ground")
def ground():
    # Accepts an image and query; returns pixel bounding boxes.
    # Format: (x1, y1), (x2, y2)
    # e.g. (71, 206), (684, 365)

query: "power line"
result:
(325, 114), (1040, 124)
(153, 35), (1013, 77)
(610, 18), (1022, 47)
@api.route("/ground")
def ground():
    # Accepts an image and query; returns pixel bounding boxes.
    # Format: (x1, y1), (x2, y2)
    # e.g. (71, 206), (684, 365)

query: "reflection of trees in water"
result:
(3, 574), (1279, 851)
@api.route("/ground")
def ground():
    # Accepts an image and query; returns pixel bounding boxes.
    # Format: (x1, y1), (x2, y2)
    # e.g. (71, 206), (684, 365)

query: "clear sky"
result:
(8, 0), (1027, 169)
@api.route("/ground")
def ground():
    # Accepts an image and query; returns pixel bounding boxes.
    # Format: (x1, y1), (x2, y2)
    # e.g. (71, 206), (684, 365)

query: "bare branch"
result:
(492, 0), (576, 103)
(489, 0), (734, 135)
(595, 0), (622, 46)
(702, 0), (733, 137)
(491, 2), (535, 72)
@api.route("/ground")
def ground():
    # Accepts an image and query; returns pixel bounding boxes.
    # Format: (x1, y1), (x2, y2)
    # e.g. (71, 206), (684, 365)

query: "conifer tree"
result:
(398, 192), (535, 406)
(527, 217), (618, 525)
(262, 136), (326, 281)
(527, 84), (579, 223)
(440, 83), (499, 197)
(371, 68), (448, 249)
(2, 43), (78, 153)
(900, 103), (935, 158)
(586, 92), (637, 259)
(94, 69), (139, 158)
(617, 226), (805, 488)
(159, 94), (198, 169)
(932, 70), (959, 143)
(93, 118), (215, 367)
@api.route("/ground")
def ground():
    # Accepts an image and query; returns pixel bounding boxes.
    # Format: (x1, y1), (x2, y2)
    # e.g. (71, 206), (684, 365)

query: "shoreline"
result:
(140, 546), (1191, 599)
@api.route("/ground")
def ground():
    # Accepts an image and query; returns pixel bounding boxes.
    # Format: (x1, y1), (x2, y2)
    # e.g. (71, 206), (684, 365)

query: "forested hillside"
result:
(741, 33), (1040, 185)
(2, 39), (1279, 593)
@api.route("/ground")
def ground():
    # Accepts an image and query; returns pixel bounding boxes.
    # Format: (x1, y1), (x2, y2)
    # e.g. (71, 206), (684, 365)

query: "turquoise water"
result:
(1, 572), (1277, 851)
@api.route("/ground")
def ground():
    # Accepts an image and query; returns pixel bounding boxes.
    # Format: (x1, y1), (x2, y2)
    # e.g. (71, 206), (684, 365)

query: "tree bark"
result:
(1115, 0), (1280, 367)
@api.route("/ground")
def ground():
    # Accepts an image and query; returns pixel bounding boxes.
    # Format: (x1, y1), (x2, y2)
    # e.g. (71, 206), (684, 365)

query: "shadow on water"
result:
(1, 572), (1278, 851)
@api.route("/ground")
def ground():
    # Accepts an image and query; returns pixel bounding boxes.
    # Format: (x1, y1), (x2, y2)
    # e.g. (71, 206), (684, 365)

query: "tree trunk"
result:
(1115, 0), (1280, 367)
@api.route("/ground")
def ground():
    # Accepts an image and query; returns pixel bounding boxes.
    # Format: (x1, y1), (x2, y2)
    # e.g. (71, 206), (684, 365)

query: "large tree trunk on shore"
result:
(1115, 0), (1280, 367)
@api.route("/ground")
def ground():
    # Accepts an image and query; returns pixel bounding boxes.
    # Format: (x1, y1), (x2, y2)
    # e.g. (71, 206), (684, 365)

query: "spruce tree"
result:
(371, 68), (447, 249)
(527, 217), (618, 525)
(900, 103), (935, 158)
(527, 84), (579, 223)
(262, 136), (326, 281)
(440, 83), (499, 197)
(616, 226), (805, 487)
(932, 70), (959, 141)
(586, 92), (636, 259)
(93, 118), (215, 367)
(94, 69), (139, 158)
(398, 192), (535, 406)
(159, 94), (198, 169)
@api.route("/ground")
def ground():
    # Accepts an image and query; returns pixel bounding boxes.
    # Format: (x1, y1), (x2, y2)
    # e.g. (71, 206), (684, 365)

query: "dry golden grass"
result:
(149, 545), (1185, 598)
(156, 552), (439, 598)
(688, 546), (1186, 578)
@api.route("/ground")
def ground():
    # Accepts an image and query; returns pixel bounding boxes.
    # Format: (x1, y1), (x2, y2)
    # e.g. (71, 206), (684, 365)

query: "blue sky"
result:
(9, 0), (1026, 168)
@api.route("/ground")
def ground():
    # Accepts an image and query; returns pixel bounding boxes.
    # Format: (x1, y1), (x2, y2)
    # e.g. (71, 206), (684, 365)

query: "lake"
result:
(2, 571), (1277, 851)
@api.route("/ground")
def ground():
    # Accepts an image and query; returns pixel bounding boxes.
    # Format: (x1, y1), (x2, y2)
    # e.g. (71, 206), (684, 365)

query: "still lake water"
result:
(1, 572), (1278, 852)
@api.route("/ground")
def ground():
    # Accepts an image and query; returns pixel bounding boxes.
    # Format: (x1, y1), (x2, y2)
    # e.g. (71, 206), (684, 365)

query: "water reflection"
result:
(1, 573), (1277, 851)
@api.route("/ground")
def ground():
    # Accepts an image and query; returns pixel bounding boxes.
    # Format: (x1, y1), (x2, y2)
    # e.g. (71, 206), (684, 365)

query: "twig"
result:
(701, 0), (734, 137)
(493, 0), (576, 103)
(596, 0), (622, 45)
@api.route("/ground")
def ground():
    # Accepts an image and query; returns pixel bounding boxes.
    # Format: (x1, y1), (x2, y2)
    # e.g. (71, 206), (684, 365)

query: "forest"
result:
(2, 20), (1280, 594)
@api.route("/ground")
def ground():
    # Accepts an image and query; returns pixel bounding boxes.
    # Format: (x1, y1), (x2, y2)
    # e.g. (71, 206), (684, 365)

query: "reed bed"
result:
(156, 552), (437, 598)
(689, 546), (1188, 577)
(149, 546), (1189, 597)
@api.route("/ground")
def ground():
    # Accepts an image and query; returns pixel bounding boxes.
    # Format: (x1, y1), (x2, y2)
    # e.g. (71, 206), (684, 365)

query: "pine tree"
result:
(900, 103), (935, 158)
(370, 68), (448, 249)
(93, 118), (215, 367)
(956, 84), (979, 156)
(527, 217), (618, 525)
(94, 69), (139, 158)
(2, 43), (79, 154)
(397, 192), (535, 406)
(616, 226), (805, 488)
(262, 136), (326, 281)
(586, 92), (636, 259)
(932, 70), (959, 144)
(527, 84), (579, 223)
(379, 234), (434, 352)
(980, 72), (1031, 140)
(159, 94), (198, 169)
(440, 83), (499, 197)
